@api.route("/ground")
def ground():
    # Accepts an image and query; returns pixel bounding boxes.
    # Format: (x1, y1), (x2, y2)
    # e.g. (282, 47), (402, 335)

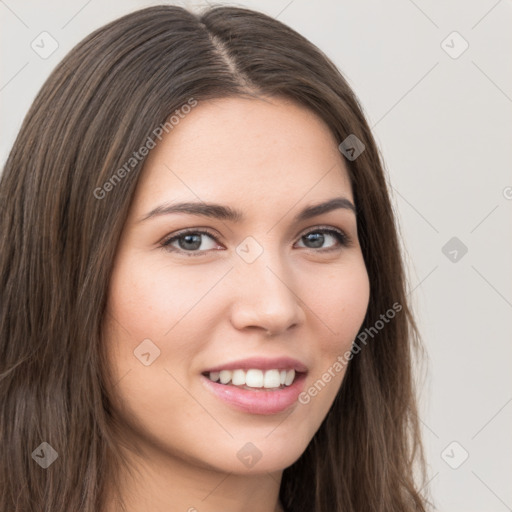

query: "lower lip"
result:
(200, 372), (307, 415)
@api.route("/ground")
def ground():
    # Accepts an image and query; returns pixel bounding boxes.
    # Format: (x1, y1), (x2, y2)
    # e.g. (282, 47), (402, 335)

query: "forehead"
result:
(131, 96), (353, 214)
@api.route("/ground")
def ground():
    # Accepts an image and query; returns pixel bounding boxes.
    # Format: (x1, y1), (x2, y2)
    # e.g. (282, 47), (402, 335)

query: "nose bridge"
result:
(229, 234), (304, 333)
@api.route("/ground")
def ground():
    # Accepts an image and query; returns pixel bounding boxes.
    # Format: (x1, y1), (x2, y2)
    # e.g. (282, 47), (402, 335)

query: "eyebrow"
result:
(138, 196), (357, 224)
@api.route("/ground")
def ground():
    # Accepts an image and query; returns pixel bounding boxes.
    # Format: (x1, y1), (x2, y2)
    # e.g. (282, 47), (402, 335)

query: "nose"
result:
(229, 251), (305, 337)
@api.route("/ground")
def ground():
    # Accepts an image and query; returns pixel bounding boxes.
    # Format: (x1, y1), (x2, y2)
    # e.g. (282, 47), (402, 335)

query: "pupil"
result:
(306, 232), (323, 248)
(180, 234), (201, 250)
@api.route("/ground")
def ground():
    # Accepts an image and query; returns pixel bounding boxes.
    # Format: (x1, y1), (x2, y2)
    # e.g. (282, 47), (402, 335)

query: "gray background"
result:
(1, 1), (511, 510)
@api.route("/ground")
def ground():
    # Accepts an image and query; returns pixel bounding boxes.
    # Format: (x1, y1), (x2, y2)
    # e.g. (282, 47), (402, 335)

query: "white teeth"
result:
(207, 368), (298, 389)
(231, 369), (245, 386)
(264, 369), (281, 388)
(219, 370), (231, 384)
(284, 369), (295, 386)
(245, 369), (263, 387)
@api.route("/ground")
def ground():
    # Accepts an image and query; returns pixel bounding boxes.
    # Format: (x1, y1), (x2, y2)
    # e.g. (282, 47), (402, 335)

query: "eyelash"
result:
(160, 225), (352, 257)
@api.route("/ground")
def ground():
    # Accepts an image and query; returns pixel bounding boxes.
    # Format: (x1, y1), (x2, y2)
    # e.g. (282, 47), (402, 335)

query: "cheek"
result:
(104, 252), (229, 403)
(107, 253), (218, 343)
(316, 258), (370, 348)
(301, 258), (369, 405)
(102, 255), (215, 450)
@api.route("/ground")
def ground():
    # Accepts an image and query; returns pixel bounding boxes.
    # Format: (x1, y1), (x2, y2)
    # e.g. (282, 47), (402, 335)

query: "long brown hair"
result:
(0, 5), (432, 511)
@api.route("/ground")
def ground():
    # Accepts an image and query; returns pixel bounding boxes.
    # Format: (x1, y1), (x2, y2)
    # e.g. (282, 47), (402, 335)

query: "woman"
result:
(0, 5), (431, 512)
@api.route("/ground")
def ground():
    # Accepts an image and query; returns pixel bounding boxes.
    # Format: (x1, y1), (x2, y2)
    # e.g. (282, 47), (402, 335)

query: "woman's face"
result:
(103, 96), (370, 475)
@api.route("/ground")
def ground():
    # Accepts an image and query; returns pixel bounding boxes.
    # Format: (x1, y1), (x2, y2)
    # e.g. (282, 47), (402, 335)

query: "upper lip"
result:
(202, 356), (309, 374)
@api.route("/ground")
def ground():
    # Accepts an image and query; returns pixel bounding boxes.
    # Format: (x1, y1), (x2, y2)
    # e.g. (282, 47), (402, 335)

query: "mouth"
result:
(200, 364), (308, 415)
(201, 368), (302, 391)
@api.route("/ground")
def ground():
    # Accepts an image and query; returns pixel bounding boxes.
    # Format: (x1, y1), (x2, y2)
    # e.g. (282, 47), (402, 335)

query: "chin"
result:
(203, 436), (310, 475)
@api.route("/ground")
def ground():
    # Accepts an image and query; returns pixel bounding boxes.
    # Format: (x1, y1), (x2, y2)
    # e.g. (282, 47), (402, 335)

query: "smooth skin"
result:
(102, 96), (370, 512)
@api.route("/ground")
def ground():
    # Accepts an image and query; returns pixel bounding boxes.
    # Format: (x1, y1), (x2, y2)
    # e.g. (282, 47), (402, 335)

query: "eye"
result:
(295, 227), (350, 252)
(161, 229), (220, 256)
(160, 226), (351, 256)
